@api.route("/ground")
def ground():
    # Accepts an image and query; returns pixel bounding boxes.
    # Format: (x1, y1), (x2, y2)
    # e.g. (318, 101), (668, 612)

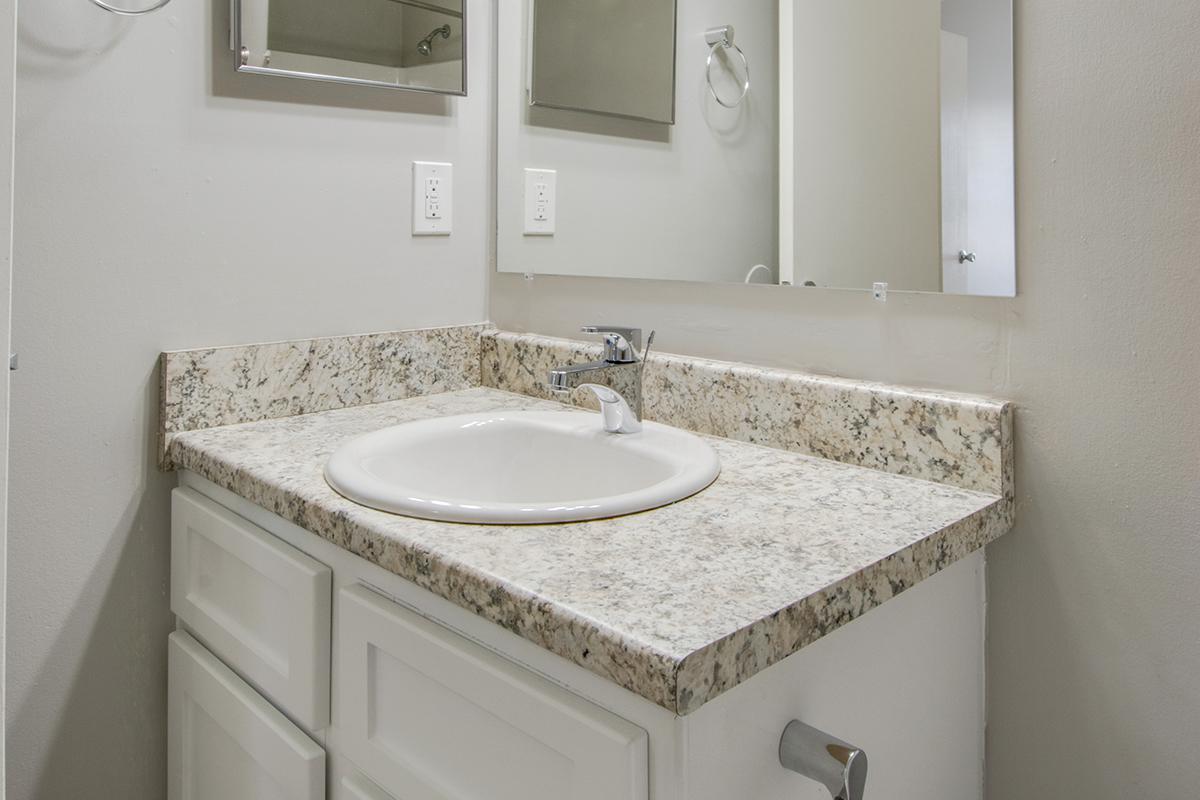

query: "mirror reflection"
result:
(235, 0), (466, 95)
(497, 0), (1015, 297)
(529, 0), (678, 124)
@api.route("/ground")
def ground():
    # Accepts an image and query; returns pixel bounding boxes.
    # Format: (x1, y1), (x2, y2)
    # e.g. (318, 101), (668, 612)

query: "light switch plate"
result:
(413, 161), (452, 236)
(523, 168), (556, 236)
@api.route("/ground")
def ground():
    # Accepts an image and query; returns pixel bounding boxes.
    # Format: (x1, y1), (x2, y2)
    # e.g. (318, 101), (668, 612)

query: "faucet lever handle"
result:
(580, 325), (642, 363)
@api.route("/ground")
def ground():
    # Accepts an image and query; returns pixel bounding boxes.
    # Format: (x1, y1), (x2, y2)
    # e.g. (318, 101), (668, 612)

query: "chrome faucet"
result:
(548, 326), (654, 434)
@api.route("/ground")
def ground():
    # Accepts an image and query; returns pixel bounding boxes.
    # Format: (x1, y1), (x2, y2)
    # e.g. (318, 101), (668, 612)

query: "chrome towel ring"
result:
(705, 25), (750, 108)
(87, 0), (174, 16)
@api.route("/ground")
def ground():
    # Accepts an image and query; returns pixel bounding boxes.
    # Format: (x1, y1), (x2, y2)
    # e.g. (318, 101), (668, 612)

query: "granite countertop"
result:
(167, 386), (1010, 715)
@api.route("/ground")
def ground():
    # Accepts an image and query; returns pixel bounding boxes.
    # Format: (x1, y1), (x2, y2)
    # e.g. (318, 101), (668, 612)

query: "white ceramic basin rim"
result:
(324, 410), (721, 524)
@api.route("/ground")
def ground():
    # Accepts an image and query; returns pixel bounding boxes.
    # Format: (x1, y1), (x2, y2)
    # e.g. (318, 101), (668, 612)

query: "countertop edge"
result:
(672, 497), (1010, 714)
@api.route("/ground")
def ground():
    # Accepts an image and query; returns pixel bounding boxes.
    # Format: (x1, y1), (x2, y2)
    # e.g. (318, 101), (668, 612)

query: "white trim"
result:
(0, 0), (19, 786)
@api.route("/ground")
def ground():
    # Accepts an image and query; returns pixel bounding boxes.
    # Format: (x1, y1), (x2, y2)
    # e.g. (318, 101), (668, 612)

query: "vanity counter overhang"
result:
(161, 325), (1014, 716)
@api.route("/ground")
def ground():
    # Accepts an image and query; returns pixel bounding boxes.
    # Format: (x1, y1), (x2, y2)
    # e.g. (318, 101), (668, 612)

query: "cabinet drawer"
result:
(168, 631), (325, 800)
(171, 486), (332, 731)
(336, 584), (649, 800)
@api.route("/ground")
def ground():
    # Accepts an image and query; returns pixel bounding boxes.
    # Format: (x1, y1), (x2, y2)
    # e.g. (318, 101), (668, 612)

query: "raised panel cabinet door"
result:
(168, 631), (326, 800)
(336, 584), (650, 800)
(335, 770), (400, 800)
(171, 486), (332, 731)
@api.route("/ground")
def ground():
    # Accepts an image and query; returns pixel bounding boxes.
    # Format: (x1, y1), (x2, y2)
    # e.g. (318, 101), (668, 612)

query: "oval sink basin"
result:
(324, 410), (721, 524)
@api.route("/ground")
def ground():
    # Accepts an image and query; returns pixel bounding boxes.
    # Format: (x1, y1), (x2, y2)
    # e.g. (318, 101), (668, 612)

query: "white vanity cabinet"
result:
(167, 479), (651, 800)
(169, 472), (988, 800)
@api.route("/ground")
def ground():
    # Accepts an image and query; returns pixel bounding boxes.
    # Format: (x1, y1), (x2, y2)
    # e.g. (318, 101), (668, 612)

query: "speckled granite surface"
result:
(481, 330), (1014, 505)
(168, 387), (1011, 715)
(159, 324), (485, 466)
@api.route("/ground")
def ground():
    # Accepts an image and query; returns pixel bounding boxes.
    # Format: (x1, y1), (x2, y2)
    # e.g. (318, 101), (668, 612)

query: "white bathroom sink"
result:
(324, 410), (721, 524)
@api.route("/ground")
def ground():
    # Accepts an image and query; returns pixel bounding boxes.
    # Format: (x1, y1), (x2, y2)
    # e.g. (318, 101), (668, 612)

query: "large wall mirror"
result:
(496, 1), (1015, 296)
(233, 0), (466, 95)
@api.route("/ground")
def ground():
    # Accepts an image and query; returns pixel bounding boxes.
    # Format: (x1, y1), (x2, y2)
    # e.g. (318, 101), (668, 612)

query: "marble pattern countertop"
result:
(168, 387), (1010, 715)
(159, 324), (485, 467)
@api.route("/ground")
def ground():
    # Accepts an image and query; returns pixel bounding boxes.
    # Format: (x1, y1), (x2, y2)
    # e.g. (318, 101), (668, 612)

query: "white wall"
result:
(491, 1), (1200, 796)
(0, 0), (14, 790)
(790, 0), (942, 292)
(496, 0), (778, 284)
(6, 0), (491, 797)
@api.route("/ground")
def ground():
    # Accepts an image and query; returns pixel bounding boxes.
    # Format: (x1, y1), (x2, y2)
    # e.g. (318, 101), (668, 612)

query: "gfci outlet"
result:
(413, 161), (452, 236)
(523, 168), (556, 235)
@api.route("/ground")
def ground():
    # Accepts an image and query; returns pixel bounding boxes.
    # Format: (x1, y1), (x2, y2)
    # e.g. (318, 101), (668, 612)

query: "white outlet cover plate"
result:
(523, 168), (556, 236)
(413, 161), (452, 236)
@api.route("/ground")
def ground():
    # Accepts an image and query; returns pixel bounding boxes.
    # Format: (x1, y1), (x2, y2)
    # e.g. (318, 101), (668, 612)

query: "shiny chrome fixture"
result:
(417, 24), (452, 56)
(548, 326), (654, 434)
(779, 719), (868, 800)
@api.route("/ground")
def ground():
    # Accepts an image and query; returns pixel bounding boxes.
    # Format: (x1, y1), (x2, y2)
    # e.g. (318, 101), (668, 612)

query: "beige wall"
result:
(492, 1), (1200, 796)
(6, 0), (491, 797)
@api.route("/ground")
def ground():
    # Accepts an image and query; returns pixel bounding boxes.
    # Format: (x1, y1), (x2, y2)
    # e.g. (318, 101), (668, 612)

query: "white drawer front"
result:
(337, 585), (649, 800)
(171, 486), (332, 731)
(168, 631), (325, 800)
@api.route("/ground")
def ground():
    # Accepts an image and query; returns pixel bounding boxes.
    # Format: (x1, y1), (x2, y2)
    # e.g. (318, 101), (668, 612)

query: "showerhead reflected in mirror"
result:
(417, 24), (452, 56)
(496, 0), (1015, 297)
(234, 0), (466, 95)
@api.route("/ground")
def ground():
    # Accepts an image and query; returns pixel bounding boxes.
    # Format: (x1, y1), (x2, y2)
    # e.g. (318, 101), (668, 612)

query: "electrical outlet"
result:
(523, 168), (556, 235)
(413, 161), (452, 235)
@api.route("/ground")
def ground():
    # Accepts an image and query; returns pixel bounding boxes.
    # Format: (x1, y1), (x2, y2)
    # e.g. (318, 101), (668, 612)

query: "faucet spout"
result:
(576, 384), (642, 434)
(547, 326), (655, 433)
(547, 359), (643, 433)
(548, 359), (614, 395)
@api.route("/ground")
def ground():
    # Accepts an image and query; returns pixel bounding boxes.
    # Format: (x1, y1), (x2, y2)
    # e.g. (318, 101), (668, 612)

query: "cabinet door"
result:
(333, 767), (399, 800)
(168, 631), (325, 800)
(172, 486), (332, 730)
(336, 585), (649, 800)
